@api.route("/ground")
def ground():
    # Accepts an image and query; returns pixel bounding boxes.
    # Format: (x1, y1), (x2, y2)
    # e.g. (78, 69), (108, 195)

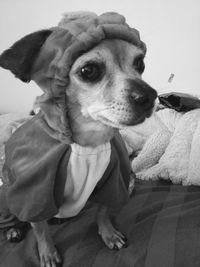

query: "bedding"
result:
(1, 178), (200, 266)
(122, 108), (200, 186)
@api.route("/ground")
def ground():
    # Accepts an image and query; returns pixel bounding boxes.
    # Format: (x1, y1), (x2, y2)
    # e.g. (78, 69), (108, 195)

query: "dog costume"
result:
(0, 12), (146, 228)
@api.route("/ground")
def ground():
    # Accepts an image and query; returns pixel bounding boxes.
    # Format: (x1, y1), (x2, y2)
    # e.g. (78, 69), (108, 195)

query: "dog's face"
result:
(68, 39), (157, 128)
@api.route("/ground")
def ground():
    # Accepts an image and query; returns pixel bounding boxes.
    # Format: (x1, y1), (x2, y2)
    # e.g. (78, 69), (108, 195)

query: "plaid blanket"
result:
(0, 178), (200, 267)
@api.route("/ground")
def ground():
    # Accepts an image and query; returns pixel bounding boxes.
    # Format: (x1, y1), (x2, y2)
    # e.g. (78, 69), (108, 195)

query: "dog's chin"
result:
(97, 116), (122, 129)
(97, 106), (155, 128)
(97, 114), (146, 129)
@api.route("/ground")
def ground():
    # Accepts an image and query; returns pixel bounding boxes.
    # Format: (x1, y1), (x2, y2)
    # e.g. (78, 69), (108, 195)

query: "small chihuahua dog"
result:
(0, 12), (157, 267)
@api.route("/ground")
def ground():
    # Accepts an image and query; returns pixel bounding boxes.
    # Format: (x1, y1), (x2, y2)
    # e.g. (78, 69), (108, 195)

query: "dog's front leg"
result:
(31, 221), (62, 267)
(97, 206), (127, 250)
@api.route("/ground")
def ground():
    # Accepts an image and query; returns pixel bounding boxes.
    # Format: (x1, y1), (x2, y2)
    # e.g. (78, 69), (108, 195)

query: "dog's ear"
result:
(0, 30), (52, 82)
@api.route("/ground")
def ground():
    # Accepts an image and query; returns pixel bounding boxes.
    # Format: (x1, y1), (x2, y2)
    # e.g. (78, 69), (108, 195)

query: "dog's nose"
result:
(131, 90), (157, 110)
(131, 93), (150, 106)
(128, 79), (157, 109)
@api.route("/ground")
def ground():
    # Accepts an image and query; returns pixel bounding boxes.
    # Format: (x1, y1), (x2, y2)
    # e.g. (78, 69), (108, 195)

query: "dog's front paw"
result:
(38, 242), (62, 267)
(98, 222), (127, 250)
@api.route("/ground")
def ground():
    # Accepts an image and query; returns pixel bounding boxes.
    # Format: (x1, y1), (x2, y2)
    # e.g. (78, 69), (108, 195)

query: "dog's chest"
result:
(55, 142), (111, 218)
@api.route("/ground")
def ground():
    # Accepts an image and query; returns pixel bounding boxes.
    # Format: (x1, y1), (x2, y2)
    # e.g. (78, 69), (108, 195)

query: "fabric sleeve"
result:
(3, 113), (69, 222)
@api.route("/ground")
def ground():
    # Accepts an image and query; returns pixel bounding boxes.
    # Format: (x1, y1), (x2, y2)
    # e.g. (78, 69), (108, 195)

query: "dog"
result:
(0, 12), (157, 267)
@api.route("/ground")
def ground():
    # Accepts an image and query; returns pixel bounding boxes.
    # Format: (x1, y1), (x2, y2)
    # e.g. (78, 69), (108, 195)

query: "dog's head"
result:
(68, 38), (157, 128)
(0, 12), (157, 145)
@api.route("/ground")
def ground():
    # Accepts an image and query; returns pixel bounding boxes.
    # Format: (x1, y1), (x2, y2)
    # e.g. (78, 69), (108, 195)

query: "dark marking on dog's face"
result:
(68, 39), (157, 128)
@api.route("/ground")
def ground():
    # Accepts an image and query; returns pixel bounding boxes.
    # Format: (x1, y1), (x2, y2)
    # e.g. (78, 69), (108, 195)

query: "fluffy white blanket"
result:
(121, 108), (200, 186)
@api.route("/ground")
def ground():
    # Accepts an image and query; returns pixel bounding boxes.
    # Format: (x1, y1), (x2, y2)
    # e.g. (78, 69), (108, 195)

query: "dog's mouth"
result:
(98, 107), (154, 129)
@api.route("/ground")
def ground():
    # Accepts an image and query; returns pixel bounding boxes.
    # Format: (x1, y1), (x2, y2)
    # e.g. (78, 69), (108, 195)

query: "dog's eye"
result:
(80, 63), (103, 82)
(133, 56), (145, 74)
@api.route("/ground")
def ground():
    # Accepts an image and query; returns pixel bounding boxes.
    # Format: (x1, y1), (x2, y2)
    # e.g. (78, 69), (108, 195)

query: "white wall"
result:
(0, 0), (199, 113)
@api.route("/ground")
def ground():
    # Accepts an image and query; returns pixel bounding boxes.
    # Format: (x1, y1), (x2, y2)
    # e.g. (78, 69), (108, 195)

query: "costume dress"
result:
(0, 112), (130, 227)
